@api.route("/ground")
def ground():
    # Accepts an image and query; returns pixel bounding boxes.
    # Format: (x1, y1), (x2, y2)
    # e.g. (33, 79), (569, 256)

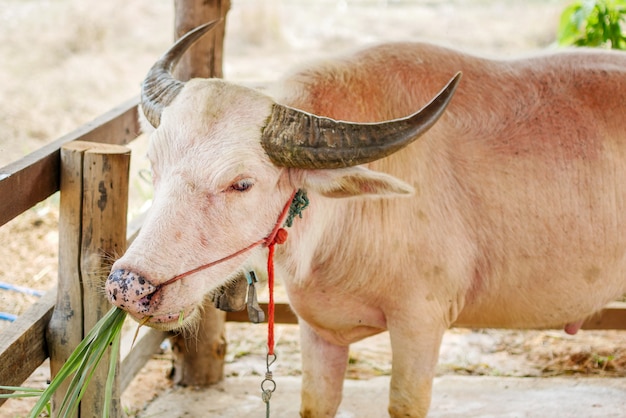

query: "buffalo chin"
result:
(130, 305), (201, 332)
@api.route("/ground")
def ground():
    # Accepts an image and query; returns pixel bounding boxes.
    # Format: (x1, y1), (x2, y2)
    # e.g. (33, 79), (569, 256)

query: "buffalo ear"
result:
(301, 166), (414, 198)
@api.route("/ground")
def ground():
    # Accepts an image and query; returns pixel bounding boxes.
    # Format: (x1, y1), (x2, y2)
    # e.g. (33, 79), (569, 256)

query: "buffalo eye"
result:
(230, 178), (254, 192)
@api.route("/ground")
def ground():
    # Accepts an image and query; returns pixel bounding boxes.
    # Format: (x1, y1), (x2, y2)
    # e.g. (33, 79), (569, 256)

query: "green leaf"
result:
(26, 307), (127, 418)
(0, 386), (44, 398)
(557, 0), (626, 49)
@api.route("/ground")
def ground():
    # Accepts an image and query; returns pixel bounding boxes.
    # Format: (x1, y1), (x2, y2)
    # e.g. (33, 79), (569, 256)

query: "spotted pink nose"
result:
(106, 269), (161, 316)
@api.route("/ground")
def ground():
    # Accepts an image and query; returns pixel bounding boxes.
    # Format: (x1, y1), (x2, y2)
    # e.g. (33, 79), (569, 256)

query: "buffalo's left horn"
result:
(261, 72), (461, 169)
(141, 21), (220, 128)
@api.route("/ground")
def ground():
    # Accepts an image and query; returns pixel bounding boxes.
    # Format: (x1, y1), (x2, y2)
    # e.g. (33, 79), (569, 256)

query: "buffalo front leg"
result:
(299, 320), (349, 418)
(387, 320), (447, 418)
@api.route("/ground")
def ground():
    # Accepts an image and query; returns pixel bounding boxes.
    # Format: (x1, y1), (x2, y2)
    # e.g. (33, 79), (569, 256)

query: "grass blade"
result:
(0, 386), (44, 398)
(104, 324), (123, 418)
(25, 307), (127, 418)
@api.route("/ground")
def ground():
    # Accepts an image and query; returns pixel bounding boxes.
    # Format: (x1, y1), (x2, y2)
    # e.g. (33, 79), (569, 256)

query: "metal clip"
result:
(261, 353), (277, 418)
(245, 271), (265, 323)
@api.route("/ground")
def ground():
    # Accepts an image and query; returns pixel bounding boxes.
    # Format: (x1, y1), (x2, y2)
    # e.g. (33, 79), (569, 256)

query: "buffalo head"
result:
(105, 22), (460, 330)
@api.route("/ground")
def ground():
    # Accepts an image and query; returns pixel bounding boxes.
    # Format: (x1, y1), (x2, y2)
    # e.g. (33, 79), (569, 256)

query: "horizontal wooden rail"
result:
(0, 97), (140, 228)
(580, 302), (626, 330)
(226, 302), (298, 324)
(226, 302), (626, 330)
(0, 290), (55, 406)
(120, 327), (168, 392)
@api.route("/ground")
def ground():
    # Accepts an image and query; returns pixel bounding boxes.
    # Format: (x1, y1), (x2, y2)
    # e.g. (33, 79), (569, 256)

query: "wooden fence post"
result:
(48, 142), (90, 418)
(47, 141), (130, 417)
(173, 0), (230, 80)
(167, 0), (231, 387)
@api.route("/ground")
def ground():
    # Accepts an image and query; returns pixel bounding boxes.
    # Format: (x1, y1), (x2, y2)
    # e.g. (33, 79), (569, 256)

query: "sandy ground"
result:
(139, 375), (626, 418)
(1, 0), (626, 417)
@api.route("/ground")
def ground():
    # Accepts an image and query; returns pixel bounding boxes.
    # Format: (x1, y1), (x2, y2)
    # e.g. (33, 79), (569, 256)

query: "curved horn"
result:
(261, 72), (462, 169)
(141, 21), (219, 128)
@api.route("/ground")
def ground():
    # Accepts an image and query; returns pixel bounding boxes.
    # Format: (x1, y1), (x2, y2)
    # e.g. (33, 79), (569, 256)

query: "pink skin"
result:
(107, 42), (626, 417)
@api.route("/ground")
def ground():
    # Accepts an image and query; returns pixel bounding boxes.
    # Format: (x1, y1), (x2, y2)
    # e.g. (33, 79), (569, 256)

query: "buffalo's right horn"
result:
(141, 21), (220, 128)
(260, 72), (461, 169)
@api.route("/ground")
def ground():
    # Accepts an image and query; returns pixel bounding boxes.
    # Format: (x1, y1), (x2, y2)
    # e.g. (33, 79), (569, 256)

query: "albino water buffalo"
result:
(106, 21), (626, 417)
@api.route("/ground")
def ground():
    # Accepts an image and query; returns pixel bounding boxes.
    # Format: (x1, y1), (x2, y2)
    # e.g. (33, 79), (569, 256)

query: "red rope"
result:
(266, 227), (288, 356)
(267, 242), (276, 355)
(159, 239), (265, 288)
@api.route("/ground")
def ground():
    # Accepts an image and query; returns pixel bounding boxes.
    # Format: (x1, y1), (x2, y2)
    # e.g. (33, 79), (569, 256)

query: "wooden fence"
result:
(1, 0), (626, 416)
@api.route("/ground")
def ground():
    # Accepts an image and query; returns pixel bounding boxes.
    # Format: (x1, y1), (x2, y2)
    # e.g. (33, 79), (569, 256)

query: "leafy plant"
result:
(558, 0), (626, 49)
(0, 307), (127, 418)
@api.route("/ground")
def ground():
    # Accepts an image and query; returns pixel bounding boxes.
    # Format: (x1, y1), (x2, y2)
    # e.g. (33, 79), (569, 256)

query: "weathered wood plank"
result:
(79, 143), (130, 417)
(173, 0), (230, 80)
(46, 142), (93, 417)
(0, 97), (139, 228)
(582, 302), (626, 330)
(226, 302), (626, 330)
(119, 327), (168, 392)
(226, 303), (299, 324)
(0, 289), (56, 406)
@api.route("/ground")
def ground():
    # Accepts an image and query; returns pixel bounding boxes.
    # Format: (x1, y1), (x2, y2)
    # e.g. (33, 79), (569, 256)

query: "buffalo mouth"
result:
(131, 305), (199, 332)
(106, 267), (201, 330)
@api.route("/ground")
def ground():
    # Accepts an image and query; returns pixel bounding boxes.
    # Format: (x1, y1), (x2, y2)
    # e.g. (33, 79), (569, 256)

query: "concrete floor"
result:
(139, 375), (626, 418)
